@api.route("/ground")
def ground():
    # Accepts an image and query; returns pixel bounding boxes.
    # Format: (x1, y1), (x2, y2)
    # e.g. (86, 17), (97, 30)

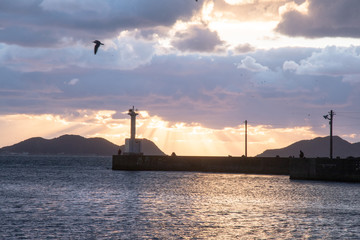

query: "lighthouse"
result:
(124, 106), (142, 155)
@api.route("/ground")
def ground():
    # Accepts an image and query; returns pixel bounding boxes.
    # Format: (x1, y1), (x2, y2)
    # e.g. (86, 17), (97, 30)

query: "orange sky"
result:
(0, 111), (319, 156)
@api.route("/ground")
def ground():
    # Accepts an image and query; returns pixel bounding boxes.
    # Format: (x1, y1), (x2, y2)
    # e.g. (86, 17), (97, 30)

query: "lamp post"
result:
(245, 120), (248, 157)
(323, 110), (335, 160)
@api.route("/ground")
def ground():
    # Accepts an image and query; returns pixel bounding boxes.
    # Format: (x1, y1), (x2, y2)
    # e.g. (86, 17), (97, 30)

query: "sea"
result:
(1, 155), (359, 239)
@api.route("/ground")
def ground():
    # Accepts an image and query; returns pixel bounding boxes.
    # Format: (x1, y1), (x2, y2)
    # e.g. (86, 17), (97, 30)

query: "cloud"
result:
(212, 0), (293, 22)
(233, 43), (255, 54)
(236, 56), (269, 72)
(0, 47), (359, 144)
(342, 75), (360, 83)
(282, 60), (299, 71)
(172, 25), (225, 52)
(2, 0), (360, 156)
(276, 0), (360, 38)
(0, 34), (156, 72)
(39, 0), (111, 15)
(0, 0), (200, 47)
(66, 78), (79, 85)
(287, 46), (360, 76)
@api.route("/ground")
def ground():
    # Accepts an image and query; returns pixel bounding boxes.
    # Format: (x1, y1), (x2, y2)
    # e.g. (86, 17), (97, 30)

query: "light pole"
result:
(323, 110), (335, 160)
(245, 120), (248, 157)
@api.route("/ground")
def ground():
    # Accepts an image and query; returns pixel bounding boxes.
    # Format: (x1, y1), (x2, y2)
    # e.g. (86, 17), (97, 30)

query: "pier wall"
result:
(290, 158), (360, 182)
(112, 155), (289, 175)
(113, 155), (360, 182)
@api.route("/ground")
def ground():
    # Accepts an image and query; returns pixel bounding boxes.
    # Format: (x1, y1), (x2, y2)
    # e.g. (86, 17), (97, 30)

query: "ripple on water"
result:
(1, 156), (360, 239)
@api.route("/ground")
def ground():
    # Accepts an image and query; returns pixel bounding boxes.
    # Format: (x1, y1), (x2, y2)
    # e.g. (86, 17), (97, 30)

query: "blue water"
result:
(1, 155), (359, 239)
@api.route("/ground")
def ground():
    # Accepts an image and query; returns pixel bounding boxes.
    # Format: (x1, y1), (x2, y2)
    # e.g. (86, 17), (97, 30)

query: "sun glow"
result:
(0, 111), (320, 156)
(192, 0), (357, 50)
(279, 0), (309, 16)
(202, 0), (215, 22)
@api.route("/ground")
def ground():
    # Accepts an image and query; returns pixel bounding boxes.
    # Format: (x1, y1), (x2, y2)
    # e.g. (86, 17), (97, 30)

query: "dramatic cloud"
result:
(2, 47), (355, 131)
(276, 0), (360, 38)
(0, 0), (200, 47)
(1, 0), (360, 155)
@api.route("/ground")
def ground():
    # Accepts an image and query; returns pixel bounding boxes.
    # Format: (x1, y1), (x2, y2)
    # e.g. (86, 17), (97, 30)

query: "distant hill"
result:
(257, 136), (360, 158)
(137, 139), (166, 156)
(0, 135), (166, 156)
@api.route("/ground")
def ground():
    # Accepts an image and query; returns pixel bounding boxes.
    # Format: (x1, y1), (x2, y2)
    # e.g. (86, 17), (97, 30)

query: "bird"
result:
(93, 40), (104, 55)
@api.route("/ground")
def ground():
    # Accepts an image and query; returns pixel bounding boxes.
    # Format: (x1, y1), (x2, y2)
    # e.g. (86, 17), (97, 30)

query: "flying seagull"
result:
(93, 40), (104, 55)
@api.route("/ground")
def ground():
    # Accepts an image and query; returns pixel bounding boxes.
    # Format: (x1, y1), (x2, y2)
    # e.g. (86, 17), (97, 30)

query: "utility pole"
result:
(323, 110), (335, 160)
(245, 120), (248, 157)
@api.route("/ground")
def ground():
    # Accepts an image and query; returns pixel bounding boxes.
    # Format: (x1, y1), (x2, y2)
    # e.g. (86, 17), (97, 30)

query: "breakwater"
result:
(113, 155), (360, 182)
(290, 157), (360, 182)
(112, 155), (289, 175)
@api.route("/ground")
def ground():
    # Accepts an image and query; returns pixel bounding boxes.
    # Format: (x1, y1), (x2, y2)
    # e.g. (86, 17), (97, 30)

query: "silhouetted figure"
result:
(93, 40), (104, 55)
(118, 148), (122, 155)
(299, 150), (304, 158)
(171, 152), (176, 157)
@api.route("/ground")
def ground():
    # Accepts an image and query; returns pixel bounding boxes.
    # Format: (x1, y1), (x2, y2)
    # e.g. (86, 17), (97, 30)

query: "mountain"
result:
(137, 139), (166, 156)
(0, 135), (166, 156)
(257, 136), (360, 158)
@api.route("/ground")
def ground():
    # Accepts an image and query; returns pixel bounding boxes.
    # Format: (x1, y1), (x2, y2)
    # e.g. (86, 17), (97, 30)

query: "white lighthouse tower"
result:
(124, 106), (142, 155)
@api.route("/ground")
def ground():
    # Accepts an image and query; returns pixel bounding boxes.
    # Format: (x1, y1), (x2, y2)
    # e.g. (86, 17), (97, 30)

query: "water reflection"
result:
(1, 156), (359, 239)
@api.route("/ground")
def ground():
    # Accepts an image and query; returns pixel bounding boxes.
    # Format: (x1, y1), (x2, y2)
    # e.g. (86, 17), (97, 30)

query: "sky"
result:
(1, 0), (360, 156)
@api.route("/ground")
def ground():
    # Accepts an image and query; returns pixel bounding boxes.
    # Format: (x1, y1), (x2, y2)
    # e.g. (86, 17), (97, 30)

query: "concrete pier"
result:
(112, 155), (289, 175)
(290, 157), (360, 182)
(113, 155), (360, 182)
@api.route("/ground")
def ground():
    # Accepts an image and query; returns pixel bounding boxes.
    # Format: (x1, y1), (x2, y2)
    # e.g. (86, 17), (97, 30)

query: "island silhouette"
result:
(0, 134), (165, 156)
(1, 135), (359, 158)
(257, 136), (360, 158)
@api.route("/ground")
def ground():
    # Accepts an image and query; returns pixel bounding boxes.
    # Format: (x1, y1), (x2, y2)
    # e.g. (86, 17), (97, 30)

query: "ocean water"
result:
(1, 155), (359, 239)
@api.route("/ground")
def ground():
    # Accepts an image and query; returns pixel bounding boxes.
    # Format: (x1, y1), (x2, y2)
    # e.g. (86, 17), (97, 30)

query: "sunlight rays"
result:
(0, 110), (320, 156)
